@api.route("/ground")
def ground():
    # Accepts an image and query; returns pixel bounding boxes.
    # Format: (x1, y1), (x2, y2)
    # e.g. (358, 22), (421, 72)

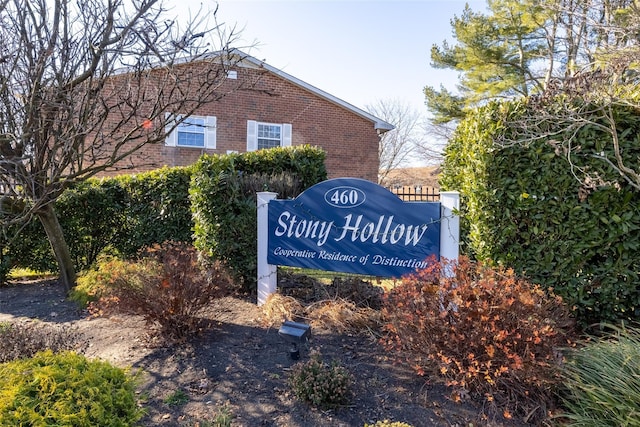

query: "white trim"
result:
(164, 112), (180, 146)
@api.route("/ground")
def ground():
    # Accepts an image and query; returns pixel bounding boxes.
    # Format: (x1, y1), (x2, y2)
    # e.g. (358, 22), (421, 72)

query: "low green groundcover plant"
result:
(0, 350), (144, 426)
(560, 325), (640, 426)
(288, 351), (353, 408)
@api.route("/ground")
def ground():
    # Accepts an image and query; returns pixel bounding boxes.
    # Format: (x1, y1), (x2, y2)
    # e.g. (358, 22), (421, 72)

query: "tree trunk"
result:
(37, 203), (76, 292)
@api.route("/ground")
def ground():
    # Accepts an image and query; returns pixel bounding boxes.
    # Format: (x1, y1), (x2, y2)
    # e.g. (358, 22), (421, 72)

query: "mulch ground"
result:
(0, 278), (522, 426)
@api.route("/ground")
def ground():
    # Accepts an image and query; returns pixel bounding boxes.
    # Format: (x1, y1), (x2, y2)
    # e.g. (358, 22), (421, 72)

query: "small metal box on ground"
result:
(278, 321), (311, 360)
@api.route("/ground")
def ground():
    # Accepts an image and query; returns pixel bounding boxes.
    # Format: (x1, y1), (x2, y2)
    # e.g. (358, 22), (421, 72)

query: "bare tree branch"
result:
(497, 61), (640, 193)
(0, 0), (251, 289)
(366, 99), (422, 185)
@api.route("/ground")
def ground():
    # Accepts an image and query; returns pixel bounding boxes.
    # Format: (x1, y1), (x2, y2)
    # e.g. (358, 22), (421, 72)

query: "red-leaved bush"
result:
(381, 256), (575, 423)
(90, 242), (233, 341)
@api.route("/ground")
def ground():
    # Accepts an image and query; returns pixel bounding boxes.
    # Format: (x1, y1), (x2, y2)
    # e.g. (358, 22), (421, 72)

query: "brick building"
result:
(114, 50), (393, 182)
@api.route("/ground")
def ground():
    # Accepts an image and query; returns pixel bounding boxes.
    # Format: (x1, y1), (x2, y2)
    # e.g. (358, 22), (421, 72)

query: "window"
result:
(246, 120), (292, 151)
(257, 124), (281, 149)
(165, 113), (216, 149)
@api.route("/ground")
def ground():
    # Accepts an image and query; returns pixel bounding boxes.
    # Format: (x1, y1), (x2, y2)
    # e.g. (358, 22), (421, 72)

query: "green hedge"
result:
(441, 100), (640, 327)
(5, 147), (326, 291)
(112, 166), (193, 258)
(190, 146), (326, 290)
(8, 179), (128, 274)
(7, 167), (194, 275)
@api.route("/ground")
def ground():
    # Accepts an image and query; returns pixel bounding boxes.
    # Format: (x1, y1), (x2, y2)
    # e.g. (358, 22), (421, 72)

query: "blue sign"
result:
(267, 178), (441, 277)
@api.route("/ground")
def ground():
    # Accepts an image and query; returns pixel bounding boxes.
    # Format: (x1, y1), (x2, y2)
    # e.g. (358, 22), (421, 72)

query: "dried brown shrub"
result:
(92, 242), (233, 342)
(382, 256), (575, 423)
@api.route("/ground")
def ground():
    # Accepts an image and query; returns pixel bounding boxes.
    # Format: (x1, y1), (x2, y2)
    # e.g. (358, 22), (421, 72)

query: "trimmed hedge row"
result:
(7, 167), (193, 274)
(114, 167), (194, 258)
(441, 99), (640, 326)
(4, 146), (327, 291)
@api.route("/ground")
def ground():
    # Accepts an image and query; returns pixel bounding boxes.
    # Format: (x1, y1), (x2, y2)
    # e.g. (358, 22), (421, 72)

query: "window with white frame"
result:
(165, 113), (216, 149)
(246, 120), (291, 151)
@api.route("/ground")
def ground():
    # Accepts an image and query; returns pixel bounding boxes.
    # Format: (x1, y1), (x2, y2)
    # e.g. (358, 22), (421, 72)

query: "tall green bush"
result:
(190, 146), (326, 290)
(441, 100), (640, 327)
(113, 166), (193, 258)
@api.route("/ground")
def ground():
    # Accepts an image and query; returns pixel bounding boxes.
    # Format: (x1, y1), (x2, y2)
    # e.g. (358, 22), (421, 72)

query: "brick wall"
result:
(102, 61), (381, 182)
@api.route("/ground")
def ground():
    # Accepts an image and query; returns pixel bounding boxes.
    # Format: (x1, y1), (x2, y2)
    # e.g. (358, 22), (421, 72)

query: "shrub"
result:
(8, 179), (128, 274)
(212, 405), (234, 427)
(0, 321), (84, 363)
(288, 351), (353, 407)
(382, 256), (574, 423)
(163, 389), (189, 406)
(5, 167), (193, 277)
(113, 166), (194, 258)
(441, 99), (640, 327)
(559, 325), (640, 426)
(191, 146), (326, 291)
(92, 242), (233, 341)
(70, 255), (146, 309)
(0, 350), (143, 426)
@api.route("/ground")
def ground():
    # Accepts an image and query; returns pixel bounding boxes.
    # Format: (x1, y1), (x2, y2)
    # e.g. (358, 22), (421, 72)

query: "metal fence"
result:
(388, 185), (440, 202)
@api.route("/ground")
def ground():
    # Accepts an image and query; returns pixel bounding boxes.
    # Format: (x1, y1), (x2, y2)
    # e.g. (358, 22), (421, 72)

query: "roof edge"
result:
(230, 49), (395, 133)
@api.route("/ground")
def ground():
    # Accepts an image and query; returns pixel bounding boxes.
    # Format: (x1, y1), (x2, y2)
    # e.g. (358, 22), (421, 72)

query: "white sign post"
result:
(439, 191), (460, 278)
(439, 192), (460, 259)
(257, 191), (278, 306)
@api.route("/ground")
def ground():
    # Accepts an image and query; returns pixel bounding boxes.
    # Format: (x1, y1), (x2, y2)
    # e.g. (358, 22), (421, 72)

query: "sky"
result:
(171, 0), (487, 116)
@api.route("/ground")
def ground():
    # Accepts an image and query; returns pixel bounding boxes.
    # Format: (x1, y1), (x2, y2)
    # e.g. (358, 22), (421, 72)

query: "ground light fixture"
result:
(278, 321), (311, 360)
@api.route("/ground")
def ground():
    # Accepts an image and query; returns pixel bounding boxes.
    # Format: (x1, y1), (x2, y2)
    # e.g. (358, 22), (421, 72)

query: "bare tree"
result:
(367, 99), (425, 186)
(415, 119), (452, 166)
(0, 0), (247, 291)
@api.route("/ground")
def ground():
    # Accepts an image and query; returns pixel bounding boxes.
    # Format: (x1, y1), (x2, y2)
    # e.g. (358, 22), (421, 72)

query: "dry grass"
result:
(305, 299), (381, 334)
(260, 294), (305, 327)
(383, 166), (441, 188)
(260, 294), (381, 335)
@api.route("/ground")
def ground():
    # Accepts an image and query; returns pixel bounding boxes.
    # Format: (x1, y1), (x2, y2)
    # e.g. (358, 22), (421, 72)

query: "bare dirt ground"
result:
(0, 279), (521, 427)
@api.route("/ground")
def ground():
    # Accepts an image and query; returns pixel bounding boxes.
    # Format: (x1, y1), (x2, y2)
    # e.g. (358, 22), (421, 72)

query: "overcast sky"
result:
(172, 0), (487, 115)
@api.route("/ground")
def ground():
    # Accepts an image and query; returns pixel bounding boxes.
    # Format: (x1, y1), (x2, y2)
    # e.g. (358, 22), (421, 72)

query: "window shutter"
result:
(204, 116), (217, 149)
(282, 123), (292, 147)
(165, 113), (182, 147)
(247, 120), (258, 151)
(165, 112), (176, 146)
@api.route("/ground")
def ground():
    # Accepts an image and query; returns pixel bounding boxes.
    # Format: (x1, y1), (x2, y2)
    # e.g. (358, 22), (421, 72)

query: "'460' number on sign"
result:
(324, 186), (365, 208)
